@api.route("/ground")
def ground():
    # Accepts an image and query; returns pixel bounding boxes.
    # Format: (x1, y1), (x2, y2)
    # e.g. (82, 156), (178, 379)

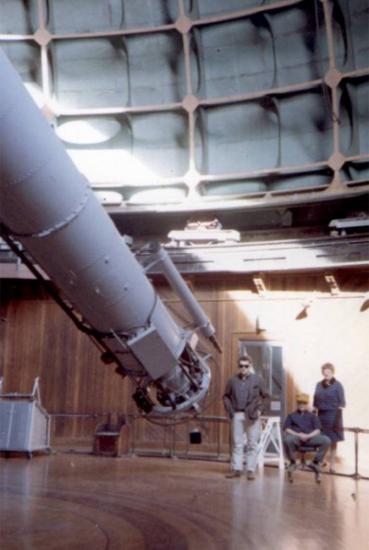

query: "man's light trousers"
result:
(231, 412), (261, 472)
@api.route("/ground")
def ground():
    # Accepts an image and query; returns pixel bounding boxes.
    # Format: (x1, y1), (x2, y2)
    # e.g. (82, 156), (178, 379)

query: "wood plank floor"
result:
(0, 453), (368, 550)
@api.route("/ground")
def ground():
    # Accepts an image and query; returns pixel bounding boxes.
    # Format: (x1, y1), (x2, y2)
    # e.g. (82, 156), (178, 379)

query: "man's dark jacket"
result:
(223, 373), (270, 420)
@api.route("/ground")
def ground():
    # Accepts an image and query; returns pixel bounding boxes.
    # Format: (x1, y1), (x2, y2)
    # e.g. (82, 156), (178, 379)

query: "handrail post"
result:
(171, 421), (176, 458)
(131, 415), (136, 456)
(217, 418), (221, 459)
(186, 417), (190, 458)
(354, 428), (360, 479)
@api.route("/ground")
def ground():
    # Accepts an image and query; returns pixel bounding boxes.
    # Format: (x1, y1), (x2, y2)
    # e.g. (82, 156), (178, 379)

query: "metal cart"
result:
(0, 377), (50, 458)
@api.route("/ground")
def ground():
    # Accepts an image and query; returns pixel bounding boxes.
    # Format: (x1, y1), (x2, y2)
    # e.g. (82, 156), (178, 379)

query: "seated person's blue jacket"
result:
(283, 410), (322, 434)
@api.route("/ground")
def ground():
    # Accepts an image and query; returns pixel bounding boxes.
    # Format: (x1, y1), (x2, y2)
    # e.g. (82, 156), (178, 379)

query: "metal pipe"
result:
(151, 244), (222, 352)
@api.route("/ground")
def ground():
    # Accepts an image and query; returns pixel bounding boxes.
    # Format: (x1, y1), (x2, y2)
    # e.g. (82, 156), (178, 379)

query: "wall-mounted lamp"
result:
(360, 293), (369, 312)
(296, 299), (314, 320)
(256, 315), (266, 333)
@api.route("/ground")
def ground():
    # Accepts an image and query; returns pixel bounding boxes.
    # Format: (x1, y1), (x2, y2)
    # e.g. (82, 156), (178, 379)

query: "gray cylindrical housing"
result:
(154, 246), (216, 340)
(0, 49), (183, 377)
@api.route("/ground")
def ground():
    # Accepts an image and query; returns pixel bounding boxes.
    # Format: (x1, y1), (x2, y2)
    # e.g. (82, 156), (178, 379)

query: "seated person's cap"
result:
(296, 393), (309, 404)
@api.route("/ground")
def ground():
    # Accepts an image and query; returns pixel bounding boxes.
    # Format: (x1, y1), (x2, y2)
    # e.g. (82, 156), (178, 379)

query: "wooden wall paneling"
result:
(1, 273), (369, 473)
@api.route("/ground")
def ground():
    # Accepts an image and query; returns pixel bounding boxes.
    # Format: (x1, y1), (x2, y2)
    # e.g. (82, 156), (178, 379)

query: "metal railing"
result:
(48, 413), (369, 480)
(126, 415), (369, 480)
(128, 414), (232, 462)
(342, 427), (369, 480)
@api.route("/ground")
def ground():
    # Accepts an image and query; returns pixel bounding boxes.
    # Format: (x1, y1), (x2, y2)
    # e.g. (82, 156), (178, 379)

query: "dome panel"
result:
(46, 0), (124, 33)
(195, 102), (279, 174)
(0, 41), (41, 87)
(339, 77), (369, 157)
(200, 170), (332, 198)
(279, 90), (333, 165)
(125, 186), (187, 205)
(191, 1), (328, 98)
(0, 0), (38, 34)
(59, 112), (189, 185)
(124, 32), (186, 106)
(0, 0), (368, 213)
(195, 90), (333, 175)
(187, 0), (273, 19)
(51, 38), (129, 109)
(333, 0), (369, 72)
(342, 161), (369, 186)
(192, 19), (275, 98)
(121, 0), (179, 28)
(46, 0), (178, 33)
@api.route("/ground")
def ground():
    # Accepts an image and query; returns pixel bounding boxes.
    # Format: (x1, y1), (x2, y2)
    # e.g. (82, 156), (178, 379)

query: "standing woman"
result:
(313, 363), (346, 472)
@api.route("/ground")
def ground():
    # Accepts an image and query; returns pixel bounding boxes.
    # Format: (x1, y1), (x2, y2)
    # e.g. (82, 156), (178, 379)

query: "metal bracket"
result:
(253, 274), (267, 295)
(324, 273), (340, 295)
(32, 377), (41, 404)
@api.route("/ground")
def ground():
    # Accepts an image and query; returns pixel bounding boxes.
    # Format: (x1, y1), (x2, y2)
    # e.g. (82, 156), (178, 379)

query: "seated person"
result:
(283, 393), (331, 473)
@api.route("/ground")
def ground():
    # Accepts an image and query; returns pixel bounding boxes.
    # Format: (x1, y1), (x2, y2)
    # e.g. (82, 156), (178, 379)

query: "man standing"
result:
(283, 393), (331, 475)
(223, 354), (269, 480)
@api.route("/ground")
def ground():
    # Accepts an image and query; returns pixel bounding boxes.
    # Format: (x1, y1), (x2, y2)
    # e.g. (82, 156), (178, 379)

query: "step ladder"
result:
(257, 416), (285, 470)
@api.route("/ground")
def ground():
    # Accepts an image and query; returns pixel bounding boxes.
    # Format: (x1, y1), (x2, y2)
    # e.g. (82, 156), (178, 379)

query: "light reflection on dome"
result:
(56, 118), (121, 145)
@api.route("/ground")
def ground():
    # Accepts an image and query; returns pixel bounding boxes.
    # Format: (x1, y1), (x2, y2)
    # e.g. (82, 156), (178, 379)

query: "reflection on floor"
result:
(0, 453), (368, 550)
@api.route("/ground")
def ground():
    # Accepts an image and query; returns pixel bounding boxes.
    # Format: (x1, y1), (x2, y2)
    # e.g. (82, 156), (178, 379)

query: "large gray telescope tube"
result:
(0, 50), (213, 414)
